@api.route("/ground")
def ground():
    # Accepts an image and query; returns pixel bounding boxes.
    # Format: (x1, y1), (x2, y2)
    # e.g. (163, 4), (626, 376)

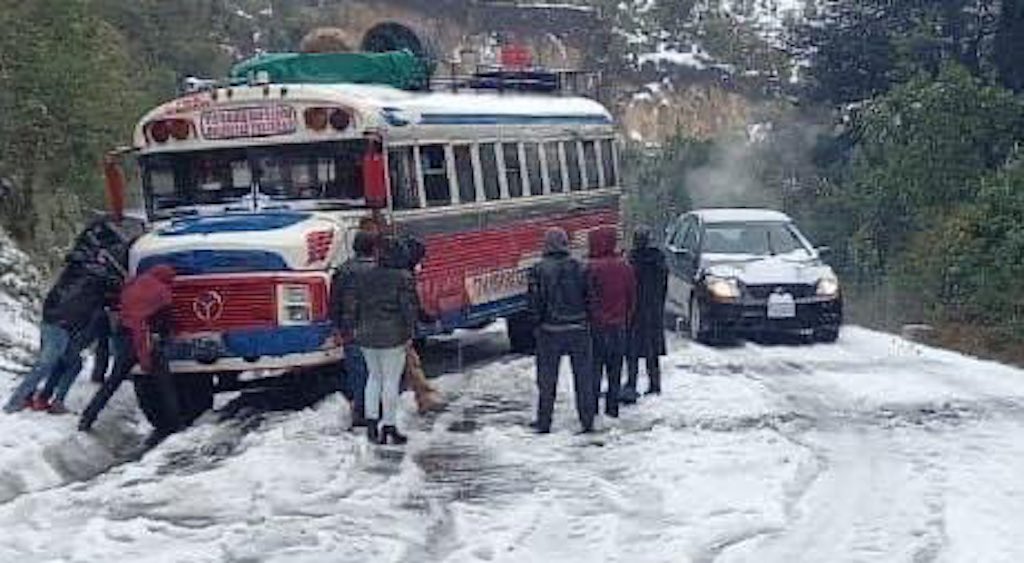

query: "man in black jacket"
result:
(527, 227), (595, 434)
(4, 252), (121, 413)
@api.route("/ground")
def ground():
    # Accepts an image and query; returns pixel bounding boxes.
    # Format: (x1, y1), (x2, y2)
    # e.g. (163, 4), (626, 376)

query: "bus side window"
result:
(544, 141), (564, 193)
(583, 140), (600, 189)
(503, 143), (523, 198)
(388, 147), (419, 210)
(479, 143), (501, 201)
(600, 138), (618, 187)
(420, 144), (451, 207)
(566, 141), (583, 191)
(453, 145), (477, 204)
(524, 143), (543, 196)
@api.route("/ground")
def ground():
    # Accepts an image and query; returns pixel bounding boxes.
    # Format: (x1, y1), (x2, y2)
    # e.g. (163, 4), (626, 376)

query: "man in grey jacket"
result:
(330, 231), (376, 428)
(345, 237), (420, 445)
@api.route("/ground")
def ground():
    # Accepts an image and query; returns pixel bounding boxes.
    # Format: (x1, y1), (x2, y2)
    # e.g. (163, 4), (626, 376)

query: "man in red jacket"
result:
(586, 226), (636, 418)
(79, 265), (176, 431)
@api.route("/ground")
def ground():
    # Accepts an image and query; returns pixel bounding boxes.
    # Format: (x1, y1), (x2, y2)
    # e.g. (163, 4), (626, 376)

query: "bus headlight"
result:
(817, 274), (840, 298)
(278, 284), (312, 325)
(706, 276), (740, 302)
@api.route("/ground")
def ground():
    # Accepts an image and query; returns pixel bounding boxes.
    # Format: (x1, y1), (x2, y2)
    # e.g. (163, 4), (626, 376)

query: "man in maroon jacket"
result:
(586, 226), (636, 418)
(79, 265), (176, 432)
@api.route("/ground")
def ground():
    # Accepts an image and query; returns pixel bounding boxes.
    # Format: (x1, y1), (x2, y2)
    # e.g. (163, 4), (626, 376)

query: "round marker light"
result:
(149, 120), (170, 143)
(304, 107), (328, 131)
(329, 109), (351, 131)
(169, 119), (191, 140)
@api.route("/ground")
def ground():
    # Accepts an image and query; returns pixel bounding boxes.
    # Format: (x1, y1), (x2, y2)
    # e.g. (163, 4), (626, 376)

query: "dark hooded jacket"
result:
(586, 227), (636, 329)
(628, 231), (669, 357)
(330, 231), (378, 337)
(42, 256), (122, 335)
(528, 229), (589, 330)
(350, 240), (420, 348)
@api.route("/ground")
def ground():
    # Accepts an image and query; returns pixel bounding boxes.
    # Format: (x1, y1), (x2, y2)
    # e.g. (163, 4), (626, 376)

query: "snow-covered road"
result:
(2, 326), (1024, 562)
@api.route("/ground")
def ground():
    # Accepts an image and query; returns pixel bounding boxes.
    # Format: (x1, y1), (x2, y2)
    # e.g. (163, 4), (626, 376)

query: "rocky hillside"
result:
(0, 227), (42, 368)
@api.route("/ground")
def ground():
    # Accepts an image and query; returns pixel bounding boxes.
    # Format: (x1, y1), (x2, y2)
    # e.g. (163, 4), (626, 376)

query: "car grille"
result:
(743, 283), (817, 300)
(171, 278), (277, 334)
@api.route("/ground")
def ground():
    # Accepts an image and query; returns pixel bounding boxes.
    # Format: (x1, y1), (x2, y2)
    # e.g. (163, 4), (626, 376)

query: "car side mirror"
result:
(816, 246), (832, 257)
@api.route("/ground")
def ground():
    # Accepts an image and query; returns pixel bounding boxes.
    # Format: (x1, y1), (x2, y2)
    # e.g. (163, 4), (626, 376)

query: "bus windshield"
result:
(141, 141), (366, 218)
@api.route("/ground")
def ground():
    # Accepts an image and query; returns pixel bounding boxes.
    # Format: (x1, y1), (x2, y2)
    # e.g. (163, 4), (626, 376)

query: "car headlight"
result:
(706, 276), (740, 301)
(817, 274), (840, 297)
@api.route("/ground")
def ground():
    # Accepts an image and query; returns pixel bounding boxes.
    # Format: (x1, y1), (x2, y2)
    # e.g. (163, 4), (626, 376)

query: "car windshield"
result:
(141, 141), (366, 218)
(702, 221), (811, 256)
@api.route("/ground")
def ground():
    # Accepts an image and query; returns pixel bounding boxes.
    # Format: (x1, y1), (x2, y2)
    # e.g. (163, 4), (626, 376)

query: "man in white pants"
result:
(345, 237), (419, 445)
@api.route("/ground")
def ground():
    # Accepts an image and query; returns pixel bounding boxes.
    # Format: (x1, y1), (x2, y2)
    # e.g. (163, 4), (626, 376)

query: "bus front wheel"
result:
(134, 372), (213, 435)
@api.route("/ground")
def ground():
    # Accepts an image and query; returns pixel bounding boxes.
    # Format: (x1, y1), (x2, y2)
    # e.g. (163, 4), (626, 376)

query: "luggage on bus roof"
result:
(230, 50), (429, 91)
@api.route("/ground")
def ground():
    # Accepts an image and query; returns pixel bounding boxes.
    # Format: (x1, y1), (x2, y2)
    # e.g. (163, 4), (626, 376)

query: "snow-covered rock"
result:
(0, 228), (149, 506)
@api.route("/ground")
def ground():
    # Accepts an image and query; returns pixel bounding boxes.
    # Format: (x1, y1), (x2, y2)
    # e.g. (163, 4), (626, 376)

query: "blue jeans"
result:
(40, 314), (103, 404)
(4, 323), (72, 412)
(343, 345), (368, 415)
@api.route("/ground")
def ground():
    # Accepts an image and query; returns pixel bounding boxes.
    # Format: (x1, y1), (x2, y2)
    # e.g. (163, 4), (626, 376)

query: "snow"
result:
(693, 207), (792, 223)
(638, 44), (710, 70)
(2, 237), (1024, 563)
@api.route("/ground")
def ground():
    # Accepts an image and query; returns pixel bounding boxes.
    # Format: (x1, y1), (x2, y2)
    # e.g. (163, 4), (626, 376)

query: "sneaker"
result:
(620, 388), (639, 404)
(47, 402), (69, 415)
(30, 396), (50, 412)
(351, 410), (368, 429)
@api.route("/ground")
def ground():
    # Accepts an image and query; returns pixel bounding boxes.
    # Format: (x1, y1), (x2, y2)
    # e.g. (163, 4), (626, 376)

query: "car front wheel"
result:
(815, 326), (841, 343)
(688, 296), (713, 344)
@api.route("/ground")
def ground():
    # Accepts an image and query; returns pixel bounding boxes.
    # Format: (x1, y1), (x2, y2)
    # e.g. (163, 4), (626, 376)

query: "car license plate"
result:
(767, 293), (796, 319)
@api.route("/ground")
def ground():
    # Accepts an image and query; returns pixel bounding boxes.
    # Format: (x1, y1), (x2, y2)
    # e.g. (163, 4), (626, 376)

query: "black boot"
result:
(366, 419), (379, 443)
(646, 369), (662, 395)
(380, 425), (408, 445)
(351, 408), (368, 429)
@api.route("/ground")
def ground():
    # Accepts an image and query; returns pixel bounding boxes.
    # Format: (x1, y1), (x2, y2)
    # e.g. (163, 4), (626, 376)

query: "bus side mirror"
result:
(103, 154), (126, 221)
(363, 139), (387, 209)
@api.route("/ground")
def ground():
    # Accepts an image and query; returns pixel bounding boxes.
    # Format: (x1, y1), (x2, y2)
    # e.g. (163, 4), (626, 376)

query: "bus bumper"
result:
(159, 322), (343, 374)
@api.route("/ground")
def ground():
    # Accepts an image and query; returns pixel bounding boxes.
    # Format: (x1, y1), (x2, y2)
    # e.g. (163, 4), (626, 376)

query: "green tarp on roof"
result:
(230, 50), (429, 91)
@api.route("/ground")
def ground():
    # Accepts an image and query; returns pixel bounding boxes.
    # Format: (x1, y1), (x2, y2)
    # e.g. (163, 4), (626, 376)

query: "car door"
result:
(665, 215), (699, 314)
(677, 216), (701, 317)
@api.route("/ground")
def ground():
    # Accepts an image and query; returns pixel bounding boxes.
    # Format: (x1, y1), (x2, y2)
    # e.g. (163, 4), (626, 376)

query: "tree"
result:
(995, 0), (1024, 91)
(795, 0), (1001, 105)
(0, 0), (147, 250)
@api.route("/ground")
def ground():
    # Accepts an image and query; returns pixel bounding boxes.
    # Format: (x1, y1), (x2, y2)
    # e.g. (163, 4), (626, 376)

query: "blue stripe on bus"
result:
(224, 323), (334, 358)
(158, 212), (310, 237)
(419, 114), (612, 126)
(138, 250), (290, 275)
(417, 295), (529, 336)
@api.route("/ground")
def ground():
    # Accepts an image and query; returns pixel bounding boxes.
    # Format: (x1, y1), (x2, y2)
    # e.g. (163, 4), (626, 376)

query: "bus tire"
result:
(507, 313), (536, 354)
(133, 372), (184, 436)
(176, 374), (214, 425)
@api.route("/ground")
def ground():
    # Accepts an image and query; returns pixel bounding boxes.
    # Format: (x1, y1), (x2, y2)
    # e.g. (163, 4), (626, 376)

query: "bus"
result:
(105, 50), (622, 432)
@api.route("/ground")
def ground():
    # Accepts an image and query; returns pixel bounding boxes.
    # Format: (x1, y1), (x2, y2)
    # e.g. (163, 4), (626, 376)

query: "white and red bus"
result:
(106, 53), (621, 429)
